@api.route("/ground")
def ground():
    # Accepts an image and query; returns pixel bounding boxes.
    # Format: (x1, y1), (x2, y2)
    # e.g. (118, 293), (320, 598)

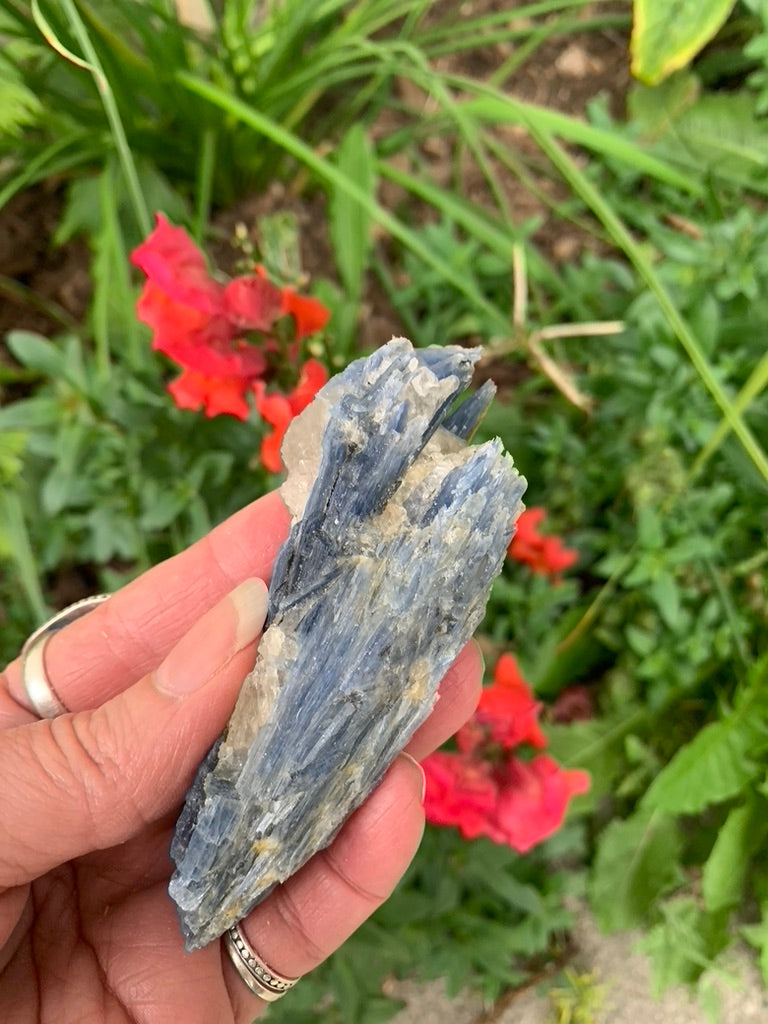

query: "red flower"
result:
(457, 653), (546, 753)
(422, 749), (589, 853)
(167, 369), (251, 421)
(254, 359), (329, 473)
(281, 287), (330, 340)
(254, 263), (331, 341)
(422, 751), (499, 842)
(508, 507), (578, 579)
(493, 755), (590, 853)
(131, 216), (330, 419)
(132, 215), (281, 380)
(424, 652), (590, 853)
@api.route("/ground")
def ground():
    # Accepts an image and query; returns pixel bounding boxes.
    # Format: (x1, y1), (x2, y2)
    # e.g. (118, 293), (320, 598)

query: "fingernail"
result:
(155, 578), (268, 697)
(472, 637), (486, 679)
(400, 752), (427, 805)
(230, 578), (270, 651)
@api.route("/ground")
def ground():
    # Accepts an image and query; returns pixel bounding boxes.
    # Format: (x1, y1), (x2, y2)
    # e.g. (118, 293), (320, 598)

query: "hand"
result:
(0, 491), (482, 1023)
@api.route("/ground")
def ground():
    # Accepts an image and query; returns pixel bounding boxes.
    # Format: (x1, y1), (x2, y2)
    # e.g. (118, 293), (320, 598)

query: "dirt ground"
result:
(388, 909), (768, 1024)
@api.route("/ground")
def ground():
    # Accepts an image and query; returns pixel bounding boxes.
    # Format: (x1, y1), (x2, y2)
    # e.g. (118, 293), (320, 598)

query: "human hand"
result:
(0, 490), (482, 1023)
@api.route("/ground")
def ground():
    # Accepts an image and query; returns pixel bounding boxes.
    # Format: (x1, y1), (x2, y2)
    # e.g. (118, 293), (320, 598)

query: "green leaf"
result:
(742, 901), (768, 987)
(546, 713), (638, 809)
(0, 65), (41, 136)
(5, 330), (69, 380)
(0, 432), (25, 486)
(649, 570), (683, 630)
(0, 398), (62, 431)
(631, 0), (738, 85)
(590, 809), (683, 931)
(702, 798), (762, 913)
(0, 491), (48, 620)
(639, 898), (730, 994)
(330, 123), (376, 299)
(644, 720), (759, 815)
(642, 659), (768, 815)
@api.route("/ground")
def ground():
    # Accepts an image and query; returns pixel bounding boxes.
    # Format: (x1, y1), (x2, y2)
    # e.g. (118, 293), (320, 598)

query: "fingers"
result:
(224, 754), (426, 1023)
(222, 645), (483, 1021)
(0, 579), (269, 889)
(405, 640), (483, 761)
(1, 490), (290, 721)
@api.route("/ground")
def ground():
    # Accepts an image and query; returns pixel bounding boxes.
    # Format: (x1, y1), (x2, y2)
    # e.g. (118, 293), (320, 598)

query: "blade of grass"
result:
(526, 121), (768, 484)
(391, 44), (517, 225)
(102, 157), (142, 370)
(416, 0), (600, 46)
(378, 159), (522, 257)
(37, 0), (151, 236)
(92, 166), (113, 380)
(488, 13), (629, 88)
(175, 71), (510, 333)
(0, 132), (99, 211)
(454, 79), (704, 197)
(0, 274), (81, 334)
(0, 491), (48, 621)
(689, 351), (768, 481)
(378, 157), (562, 298)
(194, 127), (216, 243)
(424, 11), (627, 63)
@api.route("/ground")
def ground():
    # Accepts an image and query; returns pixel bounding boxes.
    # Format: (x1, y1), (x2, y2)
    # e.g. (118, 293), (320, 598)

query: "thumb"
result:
(0, 578), (268, 889)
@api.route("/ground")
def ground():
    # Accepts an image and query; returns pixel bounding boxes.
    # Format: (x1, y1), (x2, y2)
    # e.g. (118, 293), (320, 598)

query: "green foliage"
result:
(328, 124), (377, 357)
(267, 827), (582, 1022)
(589, 811), (683, 932)
(643, 660), (768, 815)
(546, 970), (606, 1024)
(638, 898), (731, 1000)
(379, 89), (768, 994)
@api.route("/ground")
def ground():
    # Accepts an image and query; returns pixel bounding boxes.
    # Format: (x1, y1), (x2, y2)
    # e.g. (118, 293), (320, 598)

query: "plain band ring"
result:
(20, 594), (111, 718)
(223, 924), (299, 1002)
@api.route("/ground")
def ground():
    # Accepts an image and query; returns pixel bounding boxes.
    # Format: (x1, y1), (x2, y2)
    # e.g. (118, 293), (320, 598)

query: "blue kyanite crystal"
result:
(169, 338), (526, 949)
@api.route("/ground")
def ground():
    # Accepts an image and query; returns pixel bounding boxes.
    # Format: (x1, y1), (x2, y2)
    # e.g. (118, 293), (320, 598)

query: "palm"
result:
(16, 816), (240, 1023)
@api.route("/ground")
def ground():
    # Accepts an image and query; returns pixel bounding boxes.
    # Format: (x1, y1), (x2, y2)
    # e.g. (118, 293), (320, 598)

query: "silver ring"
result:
(223, 923), (299, 1002)
(20, 594), (111, 718)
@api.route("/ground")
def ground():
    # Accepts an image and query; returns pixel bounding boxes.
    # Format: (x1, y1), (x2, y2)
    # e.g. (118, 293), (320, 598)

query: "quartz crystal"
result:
(169, 338), (526, 950)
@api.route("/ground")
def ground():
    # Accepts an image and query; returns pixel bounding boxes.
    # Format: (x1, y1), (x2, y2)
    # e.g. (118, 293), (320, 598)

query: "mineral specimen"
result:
(169, 338), (526, 950)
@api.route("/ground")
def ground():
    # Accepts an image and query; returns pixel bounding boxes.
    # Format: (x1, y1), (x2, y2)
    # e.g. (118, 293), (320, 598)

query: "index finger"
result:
(2, 490), (290, 720)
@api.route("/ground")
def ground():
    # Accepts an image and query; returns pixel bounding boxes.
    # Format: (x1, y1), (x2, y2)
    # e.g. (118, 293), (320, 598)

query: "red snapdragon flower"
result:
(457, 652), (546, 753)
(167, 368), (251, 420)
(280, 286), (330, 340)
(508, 507), (577, 578)
(493, 754), (590, 852)
(253, 359), (329, 473)
(422, 751), (499, 841)
(253, 263), (331, 342)
(131, 215), (330, 421)
(423, 654), (589, 853)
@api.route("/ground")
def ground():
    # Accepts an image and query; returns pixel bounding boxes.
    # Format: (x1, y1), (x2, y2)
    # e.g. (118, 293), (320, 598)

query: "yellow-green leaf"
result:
(631, 0), (738, 85)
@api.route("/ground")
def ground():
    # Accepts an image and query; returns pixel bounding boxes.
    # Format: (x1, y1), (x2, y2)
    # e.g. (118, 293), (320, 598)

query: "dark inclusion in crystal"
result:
(169, 338), (526, 950)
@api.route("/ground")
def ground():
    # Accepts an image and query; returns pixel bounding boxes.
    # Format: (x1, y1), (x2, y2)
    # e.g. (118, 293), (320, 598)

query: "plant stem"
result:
(194, 129), (217, 243)
(44, 0), (151, 237)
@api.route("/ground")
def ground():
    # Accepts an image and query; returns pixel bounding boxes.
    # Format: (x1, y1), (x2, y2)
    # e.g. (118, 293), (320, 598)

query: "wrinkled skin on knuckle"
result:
(49, 712), (149, 849)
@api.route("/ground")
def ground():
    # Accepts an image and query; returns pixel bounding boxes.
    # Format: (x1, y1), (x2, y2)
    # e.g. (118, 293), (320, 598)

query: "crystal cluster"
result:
(169, 338), (526, 949)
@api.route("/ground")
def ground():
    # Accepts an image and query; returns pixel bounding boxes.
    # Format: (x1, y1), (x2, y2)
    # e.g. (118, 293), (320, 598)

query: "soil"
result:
(0, 1), (629, 360)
